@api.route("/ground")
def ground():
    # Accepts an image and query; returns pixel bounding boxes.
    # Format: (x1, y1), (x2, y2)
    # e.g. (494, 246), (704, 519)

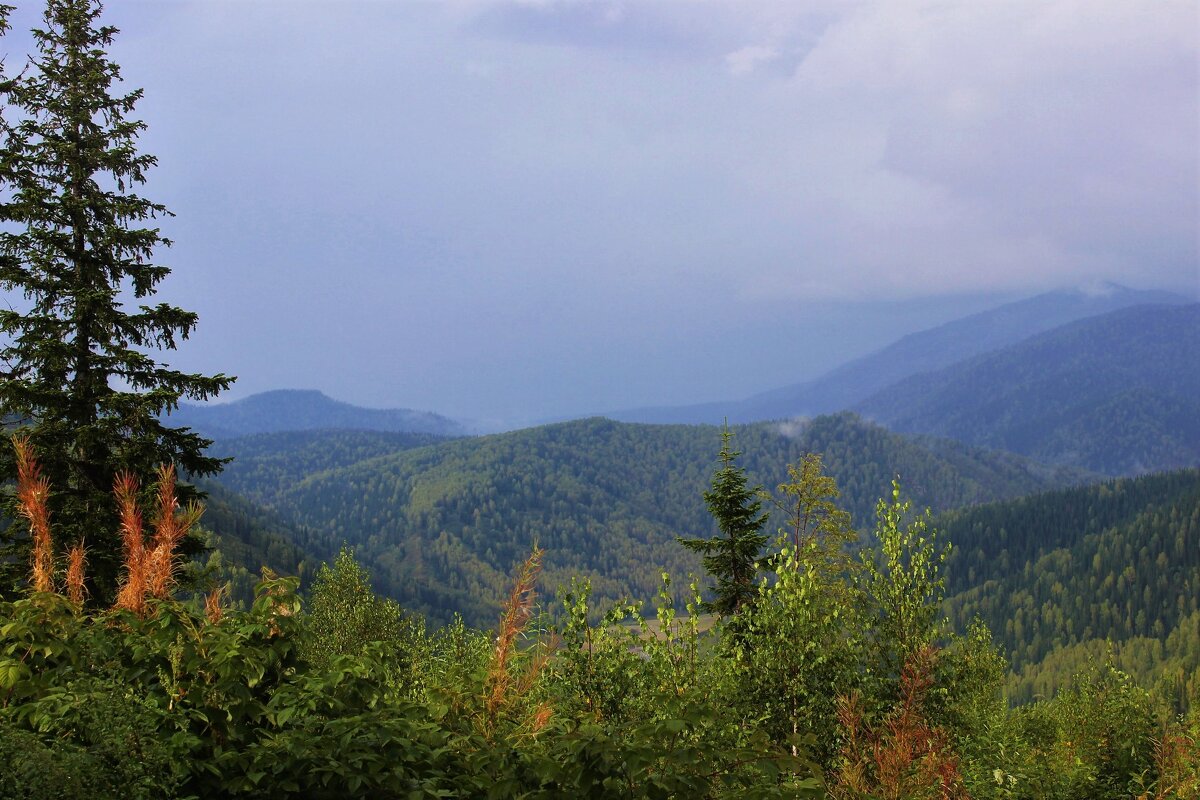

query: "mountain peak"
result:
(167, 389), (467, 439)
(607, 285), (1192, 426)
(1072, 280), (1127, 298)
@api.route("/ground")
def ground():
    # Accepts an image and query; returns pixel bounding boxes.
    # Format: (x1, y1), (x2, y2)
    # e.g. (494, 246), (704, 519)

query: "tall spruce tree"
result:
(0, 0), (232, 600)
(678, 426), (768, 616)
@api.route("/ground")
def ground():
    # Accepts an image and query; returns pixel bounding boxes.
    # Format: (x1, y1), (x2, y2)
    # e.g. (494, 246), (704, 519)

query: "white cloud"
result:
(724, 44), (779, 75)
(25, 0), (1191, 418)
(774, 418), (812, 439)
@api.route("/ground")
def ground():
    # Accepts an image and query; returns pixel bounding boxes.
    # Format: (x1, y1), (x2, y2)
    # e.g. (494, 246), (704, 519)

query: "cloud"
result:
(468, 0), (699, 54)
(727, 0), (1198, 297)
(774, 418), (812, 440)
(6, 0), (1189, 420)
(463, 59), (498, 78)
(725, 44), (779, 75)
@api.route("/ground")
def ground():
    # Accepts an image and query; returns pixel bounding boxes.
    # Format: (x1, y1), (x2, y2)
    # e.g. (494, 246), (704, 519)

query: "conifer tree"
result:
(0, 0), (232, 600)
(678, 426), (767, 616)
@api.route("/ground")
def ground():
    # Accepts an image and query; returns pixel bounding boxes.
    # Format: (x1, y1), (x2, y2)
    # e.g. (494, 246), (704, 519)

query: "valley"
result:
(194, 293), (1199, 665)
(2, 2), (1196, 794)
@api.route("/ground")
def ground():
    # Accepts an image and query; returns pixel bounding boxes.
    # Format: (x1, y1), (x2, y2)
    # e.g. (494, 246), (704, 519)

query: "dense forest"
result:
(209, 429), (455, 506)
(937, 469), (1200, 705)
(188, 480), (322, 607)
(3, 441), (1197, 799)
(208, 413), (1087, 626)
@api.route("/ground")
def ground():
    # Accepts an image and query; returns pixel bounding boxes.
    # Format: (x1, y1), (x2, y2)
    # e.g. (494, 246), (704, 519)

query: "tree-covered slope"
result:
(857, 303), (1200, 475)
(938, 468), (1200, 700)
(609, 285), (1188, 425)
(189, 480), (323, 607)
(244, 413), (1085, 626)
(166, 389), (467, 438)
(209, 429), (453, 506)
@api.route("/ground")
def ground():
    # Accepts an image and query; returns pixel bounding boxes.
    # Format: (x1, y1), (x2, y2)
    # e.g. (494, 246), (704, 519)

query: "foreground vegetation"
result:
(2, 440), (1197, 799)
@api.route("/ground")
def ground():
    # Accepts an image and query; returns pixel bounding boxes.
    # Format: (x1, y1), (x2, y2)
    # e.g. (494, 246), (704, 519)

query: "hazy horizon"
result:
(2, 1), (1196, 423)
(177, 281), (1196, 431)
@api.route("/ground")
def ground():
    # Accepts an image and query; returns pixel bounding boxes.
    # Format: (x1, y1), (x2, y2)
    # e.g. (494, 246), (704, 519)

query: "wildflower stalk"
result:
(66, 541), (87, 606)
(114, 472), (147, 615)
(484, 545), (554, 738)
(13, 435), (54, 593)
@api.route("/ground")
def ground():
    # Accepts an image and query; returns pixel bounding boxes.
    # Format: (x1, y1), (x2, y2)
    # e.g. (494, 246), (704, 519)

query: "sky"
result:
(2, 0), (1197, 426)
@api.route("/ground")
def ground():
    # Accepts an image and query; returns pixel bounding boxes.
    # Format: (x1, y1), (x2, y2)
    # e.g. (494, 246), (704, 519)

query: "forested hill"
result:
(608, 284), (1187, 425)
(938, 468), (1200, 703)
(189, 480), (322, 607)
(209, 429), (453, 506)
(224, 413), (1087, 626)
(856, 303), (1200, 475)
(166, 389), (467, 438)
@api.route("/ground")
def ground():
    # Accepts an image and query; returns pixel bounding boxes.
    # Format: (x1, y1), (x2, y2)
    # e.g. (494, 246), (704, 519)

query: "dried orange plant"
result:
(204, 584), (227, 625)
(66, 542), (87, 606)
(831, 646), (968, 800)
(13, 435), (55, 594)
(484, 545), (554, 738)
(114, 464), (203, 615)
(10, 434), (200, 615)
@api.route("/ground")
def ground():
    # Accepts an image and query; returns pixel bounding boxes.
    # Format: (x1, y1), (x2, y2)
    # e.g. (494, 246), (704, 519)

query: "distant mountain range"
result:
(165, 286), (1194, 481)
(856, 303), (1200, 475)
(607, 284), (1189, 425)
(207, 413), (1089, 626)
(176, 283), (1199, 706)
(166, 389), (468, 439)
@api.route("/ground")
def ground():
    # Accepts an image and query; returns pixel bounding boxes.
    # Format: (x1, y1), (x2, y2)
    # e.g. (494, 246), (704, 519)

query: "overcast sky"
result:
(3, 1), (1197, 425)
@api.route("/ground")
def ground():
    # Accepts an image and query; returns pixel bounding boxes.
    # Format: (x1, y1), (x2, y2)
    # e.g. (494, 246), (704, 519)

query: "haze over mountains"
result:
(188, 281), (1200, 696)
(607, 283), (1190, 426)
(857, 303), (1200, 475)
(181, 285), (1196, 482)
(168, 388), (466, 439)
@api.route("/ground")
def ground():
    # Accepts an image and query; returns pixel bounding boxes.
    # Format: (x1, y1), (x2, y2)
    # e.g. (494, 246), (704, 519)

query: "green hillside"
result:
(938, 468), (1200, 703)
(210, 429), (453, 505)
(188, 480), (323, 607)
(229, 413), (1086, 626)
(857, 303), (1200, 475)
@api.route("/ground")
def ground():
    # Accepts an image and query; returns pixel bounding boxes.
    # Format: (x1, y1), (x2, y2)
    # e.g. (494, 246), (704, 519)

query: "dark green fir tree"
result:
(678, 425), (768, 616)
(0, 0), (233, 601)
